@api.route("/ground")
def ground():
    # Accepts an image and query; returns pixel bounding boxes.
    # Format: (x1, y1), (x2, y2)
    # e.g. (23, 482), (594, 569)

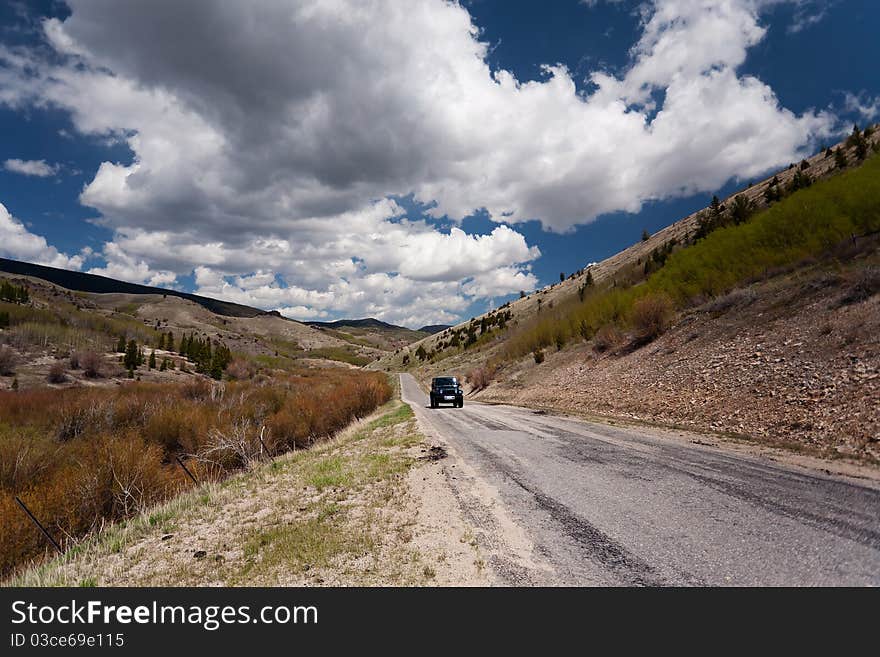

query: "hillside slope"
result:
(0, 269), (385, 391)
(376, 126), (880, 464)
(0, 257), (270, 318)
(308, 318), (430, 351)
(374, 124), (880, 370)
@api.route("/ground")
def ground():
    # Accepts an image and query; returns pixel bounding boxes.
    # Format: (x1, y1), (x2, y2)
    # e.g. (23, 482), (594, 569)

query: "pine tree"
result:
(210, 352), (224, 380)
(847, 124), (861, 147)
(788, 169), (812, 193)
(1, 281), (28, 304)
(124, 340), (139, 370)
(166, 331), (174, 352)
(641, 229), (650, 242)
(158, 333), (165, 350)
(117, 336), (126, 353)
(834, 148), (848, 170)
(148, 350), (156, 369)
(730, 194), (755, 225)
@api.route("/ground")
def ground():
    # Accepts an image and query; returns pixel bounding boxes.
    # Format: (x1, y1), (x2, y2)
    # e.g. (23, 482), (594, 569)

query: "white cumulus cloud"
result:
(4, 158), (59, 177)
(0, 202), (83, 269)
(0, 0), (845, 324)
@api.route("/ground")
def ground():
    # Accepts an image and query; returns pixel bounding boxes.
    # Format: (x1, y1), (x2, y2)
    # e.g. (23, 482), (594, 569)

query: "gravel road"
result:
(400, 373), (880, 586)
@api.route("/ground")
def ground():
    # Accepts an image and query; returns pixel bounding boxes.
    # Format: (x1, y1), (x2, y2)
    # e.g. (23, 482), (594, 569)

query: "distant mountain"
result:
(418, 324), (451, 334)
(307, 317), (430, 350)
(0, 257), (278, 319)
(308, 318), (403, 331)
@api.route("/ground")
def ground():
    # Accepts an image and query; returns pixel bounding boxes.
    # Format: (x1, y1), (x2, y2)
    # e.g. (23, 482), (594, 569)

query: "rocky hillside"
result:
(375, 125), (880, 370)
(375, 125), (880, 464)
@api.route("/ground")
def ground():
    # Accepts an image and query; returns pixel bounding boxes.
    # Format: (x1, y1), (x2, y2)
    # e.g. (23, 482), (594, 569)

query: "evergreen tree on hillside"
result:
(730, 194), (755, 225)
(117, 336), (126, 353)
(788, 169), (812, 193)
(148, 350), (156, 370)
(124, 340), (139, 370)
(1, 281), (29, 304)
(763, 176), (782, 204)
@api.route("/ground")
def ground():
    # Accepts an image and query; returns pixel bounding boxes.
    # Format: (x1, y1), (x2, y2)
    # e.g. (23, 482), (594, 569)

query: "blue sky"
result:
(1, 0), (878, 327)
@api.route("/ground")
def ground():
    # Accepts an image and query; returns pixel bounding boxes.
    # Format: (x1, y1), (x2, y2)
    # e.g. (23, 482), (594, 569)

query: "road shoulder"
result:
(8, 393), (489, 586)
(401, 374), (559, 585)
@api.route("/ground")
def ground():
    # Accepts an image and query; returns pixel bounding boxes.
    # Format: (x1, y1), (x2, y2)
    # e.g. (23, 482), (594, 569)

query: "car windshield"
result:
(434, 377), (457, 387)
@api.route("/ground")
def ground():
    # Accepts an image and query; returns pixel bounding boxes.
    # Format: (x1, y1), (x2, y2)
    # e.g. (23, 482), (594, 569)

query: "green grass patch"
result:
(239, 504), (374, 578)
(303, 454), (353, 490)
(366, 401), (413, 430)
(304, 346), (371, 367)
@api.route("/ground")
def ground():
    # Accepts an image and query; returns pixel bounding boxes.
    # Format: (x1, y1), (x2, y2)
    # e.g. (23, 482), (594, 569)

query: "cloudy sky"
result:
(1, 1), (878, 327)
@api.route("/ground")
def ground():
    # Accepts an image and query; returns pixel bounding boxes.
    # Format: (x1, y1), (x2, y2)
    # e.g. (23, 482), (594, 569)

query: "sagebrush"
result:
(0, 369), (391, 576)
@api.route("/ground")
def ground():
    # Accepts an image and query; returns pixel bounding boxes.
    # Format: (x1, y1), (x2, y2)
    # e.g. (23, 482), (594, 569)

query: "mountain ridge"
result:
(0, 257), (277, 319)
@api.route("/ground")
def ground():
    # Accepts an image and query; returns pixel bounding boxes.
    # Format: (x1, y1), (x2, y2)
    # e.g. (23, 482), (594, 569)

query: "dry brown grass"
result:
(592, 324), (623, 353)
(0, 369), (392, 576)
(225, 358), (256, 381)
(631, 293), (673, 343)
(841, 266), (880, 305)
(46, 361), (67, 384)
(79, 350), (104, 378)
(466, 360), (499, 392)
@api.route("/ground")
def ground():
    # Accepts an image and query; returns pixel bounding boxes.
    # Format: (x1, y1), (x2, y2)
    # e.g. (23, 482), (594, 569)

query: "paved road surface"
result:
(400, 373), (880, 586)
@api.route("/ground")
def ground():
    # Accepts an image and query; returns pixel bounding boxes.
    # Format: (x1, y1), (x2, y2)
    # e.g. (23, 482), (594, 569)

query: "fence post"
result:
(175, 456), (198, 484)
(258, 425), (269, 457)
(14, 496), (64, 555)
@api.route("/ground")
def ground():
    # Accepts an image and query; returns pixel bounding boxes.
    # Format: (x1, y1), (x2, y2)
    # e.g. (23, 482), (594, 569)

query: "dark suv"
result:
(430, 376), (464, 408)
